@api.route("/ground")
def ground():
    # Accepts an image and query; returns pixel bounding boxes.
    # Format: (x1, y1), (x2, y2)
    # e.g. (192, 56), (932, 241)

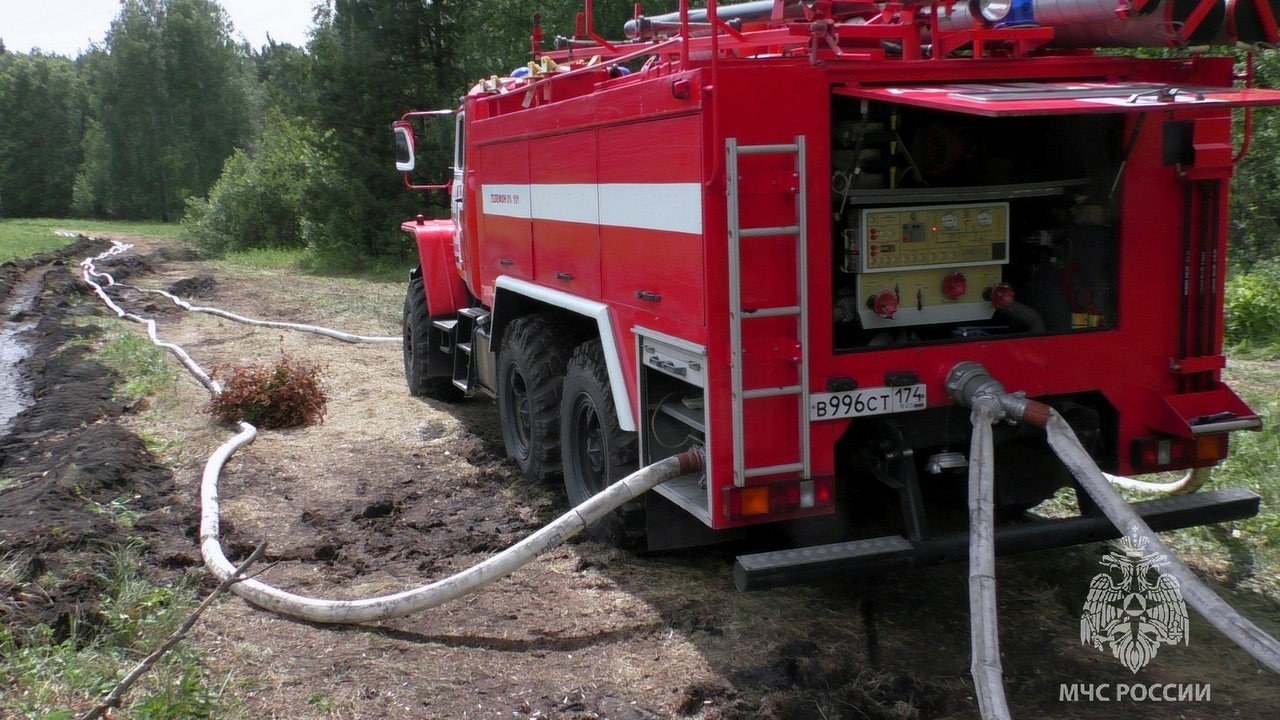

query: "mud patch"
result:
(0, 238), (182, 643)
(679, 640), (958, 720)
(168, 274), (217, 299)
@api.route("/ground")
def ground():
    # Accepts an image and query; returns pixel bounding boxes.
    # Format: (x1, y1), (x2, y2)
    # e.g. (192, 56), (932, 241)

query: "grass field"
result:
(0, 219), (180, 262)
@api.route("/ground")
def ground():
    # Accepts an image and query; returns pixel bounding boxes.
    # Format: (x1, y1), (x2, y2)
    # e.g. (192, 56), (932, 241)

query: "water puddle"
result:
(0, 268), (49, 435)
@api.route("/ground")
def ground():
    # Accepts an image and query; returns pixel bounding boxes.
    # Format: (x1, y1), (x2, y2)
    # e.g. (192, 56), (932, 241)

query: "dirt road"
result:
(2, 237), (1278, 719)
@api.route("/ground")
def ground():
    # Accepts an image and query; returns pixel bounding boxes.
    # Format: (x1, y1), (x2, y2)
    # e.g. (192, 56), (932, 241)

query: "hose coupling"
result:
(945, 361), (1052, 427)
(676, 447), (706, 474)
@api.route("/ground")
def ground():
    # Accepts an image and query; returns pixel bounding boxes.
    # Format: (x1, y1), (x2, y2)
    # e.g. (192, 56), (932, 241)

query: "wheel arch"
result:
(492, 277), (637, 432)
(401, 217), (467, 316)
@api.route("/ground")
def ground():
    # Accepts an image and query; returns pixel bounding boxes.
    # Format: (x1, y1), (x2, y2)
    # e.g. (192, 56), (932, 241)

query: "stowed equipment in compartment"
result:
(830, 100), (1123, 351)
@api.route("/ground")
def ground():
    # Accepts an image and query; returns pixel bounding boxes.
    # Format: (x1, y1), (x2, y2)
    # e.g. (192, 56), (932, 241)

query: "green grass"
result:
(1149, 359), (1280, 604)
(92, 332), (182, 404)
(0, 546), (239, 719)
(1203, 362), (1280, 589)
(216, 245), (413, 283)
(0, 219), (181, 262)
(217, 246), (307, 272)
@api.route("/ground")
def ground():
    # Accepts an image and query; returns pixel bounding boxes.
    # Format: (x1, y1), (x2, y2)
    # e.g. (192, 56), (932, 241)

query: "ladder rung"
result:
(740, 225), (800, 238)
(744, 386), (802, 399)
(432, 319), (458, 332)
(744, 462), (804, 478)
(743, 306), (800, 318)
(738, 143), (799, 155)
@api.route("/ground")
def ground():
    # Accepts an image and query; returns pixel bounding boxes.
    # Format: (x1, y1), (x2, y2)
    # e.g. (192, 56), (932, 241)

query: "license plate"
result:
(809, 384), (927, 421)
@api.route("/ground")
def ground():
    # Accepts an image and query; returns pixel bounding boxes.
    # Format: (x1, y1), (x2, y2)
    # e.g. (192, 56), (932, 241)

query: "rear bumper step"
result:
(734, 487), (1260, 591)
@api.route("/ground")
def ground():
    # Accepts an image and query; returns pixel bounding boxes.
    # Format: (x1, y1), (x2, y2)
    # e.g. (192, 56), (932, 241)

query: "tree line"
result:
(0, 0), (1277, 266)
(0, 0), (666, 264)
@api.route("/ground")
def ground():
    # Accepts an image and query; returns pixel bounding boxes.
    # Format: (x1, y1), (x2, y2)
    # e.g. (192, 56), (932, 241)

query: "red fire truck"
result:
(394, 0), (1279, 586)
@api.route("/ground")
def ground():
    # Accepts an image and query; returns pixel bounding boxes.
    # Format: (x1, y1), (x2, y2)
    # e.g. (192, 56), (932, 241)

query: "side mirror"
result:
(393, 121), (416, 172)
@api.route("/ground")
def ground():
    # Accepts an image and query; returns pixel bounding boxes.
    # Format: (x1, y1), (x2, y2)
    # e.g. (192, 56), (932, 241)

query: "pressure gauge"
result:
(941, 213), (958, 230)
(977, 210), (992, 227)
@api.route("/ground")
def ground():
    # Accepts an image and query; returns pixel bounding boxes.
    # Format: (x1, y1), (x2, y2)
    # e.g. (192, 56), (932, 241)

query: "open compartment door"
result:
(835, 81), (1280, 117)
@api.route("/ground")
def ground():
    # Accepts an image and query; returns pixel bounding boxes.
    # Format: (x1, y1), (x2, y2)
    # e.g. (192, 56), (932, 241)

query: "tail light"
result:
(1130, 433), (1229, 471)
(725, 477), (835, 519)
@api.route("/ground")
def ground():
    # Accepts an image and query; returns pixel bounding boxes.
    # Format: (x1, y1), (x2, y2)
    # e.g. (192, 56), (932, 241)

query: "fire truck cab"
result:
(396, 0), (1279, 583)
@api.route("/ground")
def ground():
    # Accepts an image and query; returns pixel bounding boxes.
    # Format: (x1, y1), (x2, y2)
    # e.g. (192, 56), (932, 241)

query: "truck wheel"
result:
(403, 276), (463, 402)
(497, 314), (572, 482)
(561, 340), (643, 547)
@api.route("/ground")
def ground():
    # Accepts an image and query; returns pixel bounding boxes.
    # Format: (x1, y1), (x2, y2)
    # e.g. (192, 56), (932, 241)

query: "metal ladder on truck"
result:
(725, 137), (811, 486)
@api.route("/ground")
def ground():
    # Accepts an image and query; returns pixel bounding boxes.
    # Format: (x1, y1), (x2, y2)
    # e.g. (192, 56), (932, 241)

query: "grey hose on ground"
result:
(967, 401), (1012, 720)
(1045, 410), (1280, 674)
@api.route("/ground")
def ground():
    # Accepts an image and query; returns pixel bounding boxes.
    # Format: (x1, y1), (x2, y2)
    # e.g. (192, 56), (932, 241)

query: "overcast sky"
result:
(0, 0), (319, 57)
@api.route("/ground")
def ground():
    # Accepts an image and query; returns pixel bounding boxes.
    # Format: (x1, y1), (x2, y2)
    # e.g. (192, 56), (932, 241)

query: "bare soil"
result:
(2, 237), (1279, 719)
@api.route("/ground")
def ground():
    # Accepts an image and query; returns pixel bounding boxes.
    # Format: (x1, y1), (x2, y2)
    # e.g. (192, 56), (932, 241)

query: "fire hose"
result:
(949, 361), (1280, 720)
(202, 423), (700, 623)
(1102, 467), (1212, 495)
(80, 241), (703, 623)
(965, 400), (1011, 720)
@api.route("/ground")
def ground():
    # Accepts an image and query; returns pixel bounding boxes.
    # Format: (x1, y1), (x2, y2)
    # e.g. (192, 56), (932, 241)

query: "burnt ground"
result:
(1, 236), (1279, 719)
(0, 239), (181, 639)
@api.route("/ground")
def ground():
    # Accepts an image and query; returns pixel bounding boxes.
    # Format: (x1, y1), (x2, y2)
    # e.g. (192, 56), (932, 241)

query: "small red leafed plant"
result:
(204, 356), (327, 429)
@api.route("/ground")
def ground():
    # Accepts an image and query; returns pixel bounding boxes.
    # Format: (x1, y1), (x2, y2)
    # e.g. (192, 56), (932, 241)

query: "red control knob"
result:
(984, 282), (1015, 310)
(868, 290), (898, 319)
(942, 272), (967, 300)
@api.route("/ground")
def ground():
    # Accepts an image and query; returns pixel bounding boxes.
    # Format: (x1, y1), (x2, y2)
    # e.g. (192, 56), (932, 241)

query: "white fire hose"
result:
(1044, 412), (1280, 674)
(1103, 467), (1212, 495)
(131, 285), (399, 344)
(948, 361), (1280, 720)
(201, 426), (700, 623)
(966, 401), (1012, 720)
(81, 243), (222, 394)
(79, 241), (703, 623)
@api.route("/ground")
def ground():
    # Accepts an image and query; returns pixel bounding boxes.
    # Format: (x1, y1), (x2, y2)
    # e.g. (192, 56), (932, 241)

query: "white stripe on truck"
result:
(482, 183), (703, 235)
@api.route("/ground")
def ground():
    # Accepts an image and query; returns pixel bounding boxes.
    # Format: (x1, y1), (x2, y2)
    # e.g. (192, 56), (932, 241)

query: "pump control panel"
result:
(858, 202), (1010, 273)
(851, 202), (1010, 329)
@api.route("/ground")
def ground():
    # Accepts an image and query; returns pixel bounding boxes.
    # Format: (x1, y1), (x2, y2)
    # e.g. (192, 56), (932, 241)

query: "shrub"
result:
(181, 114), (341, 255)
(1224, 261), (1280, 352)
(204, 356), (326, 429)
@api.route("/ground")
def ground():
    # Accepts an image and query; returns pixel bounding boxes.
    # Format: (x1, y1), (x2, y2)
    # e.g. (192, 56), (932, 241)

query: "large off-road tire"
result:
(403, 275), (464, 402)
(497, 314), (573, 482)
(560, 340), (643, 548)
